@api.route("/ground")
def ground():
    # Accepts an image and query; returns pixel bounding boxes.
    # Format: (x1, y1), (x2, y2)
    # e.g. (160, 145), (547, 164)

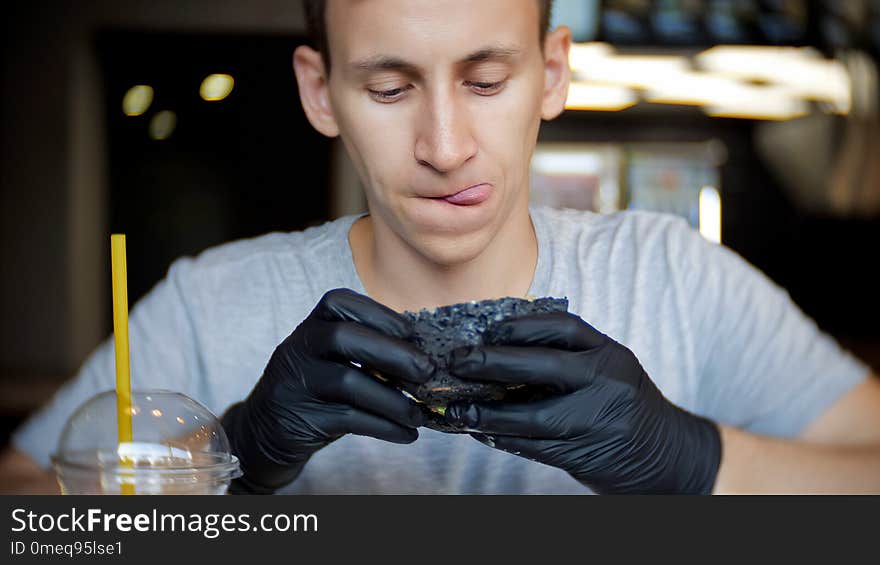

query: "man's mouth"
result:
(432, 183), (492, 206)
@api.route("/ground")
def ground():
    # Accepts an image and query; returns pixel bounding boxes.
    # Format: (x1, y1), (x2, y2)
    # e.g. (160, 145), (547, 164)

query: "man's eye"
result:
(368, 86), (411, 102)
(466, 80), (506, 95)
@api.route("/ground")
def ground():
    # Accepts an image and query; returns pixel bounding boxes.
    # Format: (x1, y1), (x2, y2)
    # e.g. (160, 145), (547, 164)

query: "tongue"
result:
(443, 184), (486, 205)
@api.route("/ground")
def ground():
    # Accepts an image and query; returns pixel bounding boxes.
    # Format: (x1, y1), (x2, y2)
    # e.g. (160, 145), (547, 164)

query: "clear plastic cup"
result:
(51, 390), (241, 495)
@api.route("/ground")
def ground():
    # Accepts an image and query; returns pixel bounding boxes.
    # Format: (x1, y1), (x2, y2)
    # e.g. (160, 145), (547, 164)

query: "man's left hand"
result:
(444, 312), (722, 494)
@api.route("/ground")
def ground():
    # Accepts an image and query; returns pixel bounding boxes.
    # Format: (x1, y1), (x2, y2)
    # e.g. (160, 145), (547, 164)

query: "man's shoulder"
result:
(173, 215), (357, 277)
(535, 205), (697, 247)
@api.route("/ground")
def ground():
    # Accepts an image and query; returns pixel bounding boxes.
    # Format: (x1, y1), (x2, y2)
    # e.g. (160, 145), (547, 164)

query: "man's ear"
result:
(293, 45), (340, 137)
(540, 26), (572, 121)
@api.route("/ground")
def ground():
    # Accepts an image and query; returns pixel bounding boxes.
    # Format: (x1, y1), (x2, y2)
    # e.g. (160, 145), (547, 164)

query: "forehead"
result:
(325, 0), (542, 68)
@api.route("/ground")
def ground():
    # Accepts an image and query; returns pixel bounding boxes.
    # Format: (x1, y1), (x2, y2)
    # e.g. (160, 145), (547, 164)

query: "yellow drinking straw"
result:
(111, 234), (135, 495)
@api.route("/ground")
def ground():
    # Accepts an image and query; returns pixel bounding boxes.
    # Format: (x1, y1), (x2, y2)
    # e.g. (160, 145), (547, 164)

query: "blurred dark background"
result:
(99, 31), (332, 304)
(1, 0), (879, 451)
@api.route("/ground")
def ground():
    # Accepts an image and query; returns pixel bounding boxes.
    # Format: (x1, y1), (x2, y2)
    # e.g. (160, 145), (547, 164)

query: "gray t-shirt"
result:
(13, 206), (869, 493)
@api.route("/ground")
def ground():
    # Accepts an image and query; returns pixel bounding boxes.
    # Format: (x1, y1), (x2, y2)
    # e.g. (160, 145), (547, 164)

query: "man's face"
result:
(320, 0), (561, 265)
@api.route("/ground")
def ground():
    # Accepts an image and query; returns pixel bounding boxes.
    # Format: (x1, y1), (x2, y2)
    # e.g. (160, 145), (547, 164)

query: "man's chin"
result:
(402, 221), (500, 267)
(412, 237), (493, 267)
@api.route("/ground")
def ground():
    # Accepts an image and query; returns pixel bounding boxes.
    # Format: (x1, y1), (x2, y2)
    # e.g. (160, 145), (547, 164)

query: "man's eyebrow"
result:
(462, 45), (522, 64)
(350, 45), (522, 74)
(352, 56), (418, 74)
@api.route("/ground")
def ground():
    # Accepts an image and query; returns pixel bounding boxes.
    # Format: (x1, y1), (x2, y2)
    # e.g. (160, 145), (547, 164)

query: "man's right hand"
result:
(221, 288), (434, 494)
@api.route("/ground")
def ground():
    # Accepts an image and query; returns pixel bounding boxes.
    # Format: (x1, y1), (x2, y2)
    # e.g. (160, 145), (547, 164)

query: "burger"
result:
(393, 296), (569, 432)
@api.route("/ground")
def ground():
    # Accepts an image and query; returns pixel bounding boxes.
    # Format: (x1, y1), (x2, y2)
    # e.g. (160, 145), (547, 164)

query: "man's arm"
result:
(713, 373), (880, 494)
(0, 448), (60, 494)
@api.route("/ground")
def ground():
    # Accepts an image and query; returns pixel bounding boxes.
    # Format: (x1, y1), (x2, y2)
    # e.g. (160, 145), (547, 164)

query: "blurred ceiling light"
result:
(569, 43), (689, 90)
(568, 41), (615, 66)
(699, 81), (810, 120)
(565, 82), (637, 111)
(565, 42), (852, 119)
(645, 71), (741, 106)
(122, 85), (153, 116)
(199, 74), (235, 101)
(148, 110), (177, 140)
(696, 46), (851, 114)
(645, 71), (809, 120)
(702, 102), (808, 121)
(698, 186), (722, 244)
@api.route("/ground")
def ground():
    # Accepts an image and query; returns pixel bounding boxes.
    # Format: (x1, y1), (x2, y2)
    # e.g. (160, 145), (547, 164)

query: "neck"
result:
(349, 202), (538, 313)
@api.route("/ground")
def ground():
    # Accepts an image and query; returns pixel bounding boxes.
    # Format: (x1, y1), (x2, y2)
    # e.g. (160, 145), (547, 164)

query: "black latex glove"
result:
(222, 288), (434, 494)
(444, 312), (721, 494)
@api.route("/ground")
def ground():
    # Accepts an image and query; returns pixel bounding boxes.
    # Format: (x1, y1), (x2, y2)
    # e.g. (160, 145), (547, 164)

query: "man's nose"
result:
(414, 90), (477, 174)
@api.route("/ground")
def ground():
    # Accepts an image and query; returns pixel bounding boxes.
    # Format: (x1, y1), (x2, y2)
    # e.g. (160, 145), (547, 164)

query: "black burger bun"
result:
(394, 296), (569, 432)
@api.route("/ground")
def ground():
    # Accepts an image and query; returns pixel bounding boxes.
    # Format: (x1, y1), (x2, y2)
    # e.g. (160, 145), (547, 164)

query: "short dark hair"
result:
(304, 0), (554, 73)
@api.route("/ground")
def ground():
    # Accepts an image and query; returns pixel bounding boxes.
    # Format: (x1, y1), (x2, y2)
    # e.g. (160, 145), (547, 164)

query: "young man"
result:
(3, 0), (879, 494)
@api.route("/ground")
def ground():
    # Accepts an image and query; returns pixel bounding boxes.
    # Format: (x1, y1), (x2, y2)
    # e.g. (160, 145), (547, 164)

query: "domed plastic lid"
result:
(52, 390), (240, 494)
